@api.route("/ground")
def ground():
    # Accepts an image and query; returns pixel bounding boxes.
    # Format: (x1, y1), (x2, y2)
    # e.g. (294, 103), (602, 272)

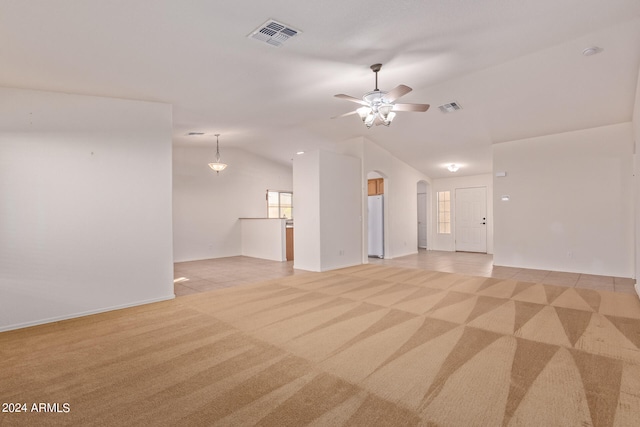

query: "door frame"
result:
(365, 170), (389, 261)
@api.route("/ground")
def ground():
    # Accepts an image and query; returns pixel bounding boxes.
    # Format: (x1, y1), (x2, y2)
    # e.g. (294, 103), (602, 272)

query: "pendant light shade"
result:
(208, 134), (228, 174)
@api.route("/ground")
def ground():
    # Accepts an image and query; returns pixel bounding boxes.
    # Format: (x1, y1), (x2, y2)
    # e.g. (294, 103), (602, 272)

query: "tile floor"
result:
(173, 249), (637, 296)
(173, 256), (299, 297)
(368, 250), (636, 294)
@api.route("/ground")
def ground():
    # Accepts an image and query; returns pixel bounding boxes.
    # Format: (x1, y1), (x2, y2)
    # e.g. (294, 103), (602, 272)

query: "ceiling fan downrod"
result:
(370, 63), (382, 91)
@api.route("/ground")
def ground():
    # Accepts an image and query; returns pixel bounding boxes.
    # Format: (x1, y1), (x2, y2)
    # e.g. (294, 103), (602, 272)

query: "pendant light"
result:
(208, 134), (228, 174)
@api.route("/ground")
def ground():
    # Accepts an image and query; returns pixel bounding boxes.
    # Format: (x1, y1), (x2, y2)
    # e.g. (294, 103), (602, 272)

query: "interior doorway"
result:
(417, 181), (428, 249)
(367, 171), (385, 258)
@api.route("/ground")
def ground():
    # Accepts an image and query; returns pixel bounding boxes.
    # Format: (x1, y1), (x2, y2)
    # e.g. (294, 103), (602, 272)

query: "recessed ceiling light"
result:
(296, 151), (305, 155)
(582, 46), (603, 56)
(447, 164), (460, 172)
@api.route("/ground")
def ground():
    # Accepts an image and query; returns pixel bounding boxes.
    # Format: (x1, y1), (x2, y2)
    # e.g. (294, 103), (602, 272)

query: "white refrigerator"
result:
(368, 195), (384, 258)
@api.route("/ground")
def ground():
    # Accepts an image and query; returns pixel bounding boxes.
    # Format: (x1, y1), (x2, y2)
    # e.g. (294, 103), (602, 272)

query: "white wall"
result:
(292, 151), (321, 271)
(633, 65), (640, 292)
(172, 146), (292, 262)
(293, 150), (362, 272)
(340, 138), (432, 261)
(493, 123), (634, 277)
(0, 88), (174, 332)
(319, 151), (362, 270)
(431, 174), (494, 253)
(240, 219), (286, 261)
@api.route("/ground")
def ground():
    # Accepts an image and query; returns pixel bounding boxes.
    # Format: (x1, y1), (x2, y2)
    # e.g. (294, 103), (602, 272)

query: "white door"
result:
(455, 187), (487, 253)
(417, 192), (427, 248)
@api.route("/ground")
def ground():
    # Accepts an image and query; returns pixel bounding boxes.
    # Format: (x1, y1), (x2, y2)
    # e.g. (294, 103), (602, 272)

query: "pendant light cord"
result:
(215, 134), (221, 162)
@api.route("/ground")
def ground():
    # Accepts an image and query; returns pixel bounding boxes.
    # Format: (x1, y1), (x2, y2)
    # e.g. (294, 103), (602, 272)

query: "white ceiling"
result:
(1, 0), (639, 178)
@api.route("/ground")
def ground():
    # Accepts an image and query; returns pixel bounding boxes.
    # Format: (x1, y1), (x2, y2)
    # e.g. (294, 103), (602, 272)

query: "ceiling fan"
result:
(332, 63), (430, 128)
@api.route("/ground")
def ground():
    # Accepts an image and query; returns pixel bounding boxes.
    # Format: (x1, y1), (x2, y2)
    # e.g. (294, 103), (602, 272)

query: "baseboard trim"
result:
(0, 294), (176, 333)
(388, 249), (419, 259)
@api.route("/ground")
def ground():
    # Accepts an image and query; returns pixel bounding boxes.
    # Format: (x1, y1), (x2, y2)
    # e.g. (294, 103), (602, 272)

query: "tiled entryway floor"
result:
(368, 250), (636, 294)
(173, 249), (637, 296)
(173, 256), (300, 297)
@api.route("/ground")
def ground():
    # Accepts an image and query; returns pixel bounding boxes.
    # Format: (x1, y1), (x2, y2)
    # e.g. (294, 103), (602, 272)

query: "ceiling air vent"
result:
(438, 102), (462, 113)
(248, 19), (301, 47)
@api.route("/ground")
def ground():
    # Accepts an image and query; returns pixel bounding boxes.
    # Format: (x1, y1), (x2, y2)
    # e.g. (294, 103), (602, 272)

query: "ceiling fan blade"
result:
(392, 103), (430, 112)
(334, 94), (368, 106)
(384, 85), (412, 102)
(331, 110), (358, 119)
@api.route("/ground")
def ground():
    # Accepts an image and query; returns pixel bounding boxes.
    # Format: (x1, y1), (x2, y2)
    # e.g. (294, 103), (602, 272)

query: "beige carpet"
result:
(2, 265), (640, 426)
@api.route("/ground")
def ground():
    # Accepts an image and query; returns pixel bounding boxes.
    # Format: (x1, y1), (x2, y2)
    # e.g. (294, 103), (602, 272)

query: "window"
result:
(437, 191), (451, 234)
(267, 190), (293, 219)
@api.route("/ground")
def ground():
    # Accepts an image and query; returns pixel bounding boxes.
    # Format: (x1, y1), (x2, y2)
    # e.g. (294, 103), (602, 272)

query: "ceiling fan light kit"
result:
(333, 63), (429, 128)
(356, 93), (397, 128)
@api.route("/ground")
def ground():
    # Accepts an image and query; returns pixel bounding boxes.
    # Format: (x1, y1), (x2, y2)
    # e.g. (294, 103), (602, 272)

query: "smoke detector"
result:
(438, 102), (462, 113)
(248, 19), (301, 47)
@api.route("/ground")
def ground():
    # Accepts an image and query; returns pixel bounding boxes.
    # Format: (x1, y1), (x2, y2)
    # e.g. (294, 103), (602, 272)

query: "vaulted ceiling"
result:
(1, 0), (639, 178)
